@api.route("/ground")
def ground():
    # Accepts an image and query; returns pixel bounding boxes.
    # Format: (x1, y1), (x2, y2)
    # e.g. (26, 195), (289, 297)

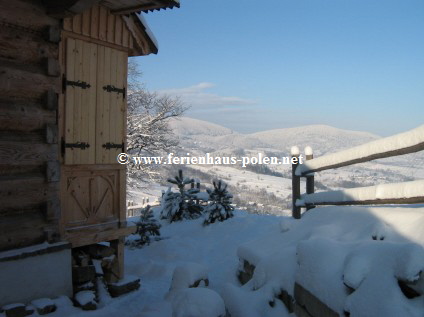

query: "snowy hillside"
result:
(250, 125), (379, 155)
(129, 117), (423, 214)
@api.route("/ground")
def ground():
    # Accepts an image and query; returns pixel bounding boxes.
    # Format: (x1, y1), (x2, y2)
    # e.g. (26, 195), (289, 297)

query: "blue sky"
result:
(134, 0), (424, 136)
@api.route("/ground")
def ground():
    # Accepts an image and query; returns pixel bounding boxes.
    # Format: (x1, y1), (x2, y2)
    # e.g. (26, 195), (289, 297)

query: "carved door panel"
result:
(63, 170), (119, 228)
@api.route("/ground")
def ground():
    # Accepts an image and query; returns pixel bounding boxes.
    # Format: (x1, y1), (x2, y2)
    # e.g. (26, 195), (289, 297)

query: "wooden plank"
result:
(82, 9), (91, 37)
(98, 5), (108, 41)
(122, 22), (129, 47)
(108, 48), (118, 163)
(102, 47), (112, 163)
(73, 38), (83, 164)
(107, 11), (115, 44)
(114, 16), (123, 46)
(96, 45), (106, 164)
(88, 42), (98, 164)
(90, 5), (100, 39)
(129, 34), (133, 50)
(79, 41), (91, 164)
(72, 13), (82, 34)
(65, 38), (76, 164)
(62, 31), (131, 53)
(302, 197), (424, 208)
(67, 225), (135, 248)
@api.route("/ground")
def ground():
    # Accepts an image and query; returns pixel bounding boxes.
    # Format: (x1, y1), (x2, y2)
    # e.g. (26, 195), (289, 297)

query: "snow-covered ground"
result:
(7, 205), (423, 317)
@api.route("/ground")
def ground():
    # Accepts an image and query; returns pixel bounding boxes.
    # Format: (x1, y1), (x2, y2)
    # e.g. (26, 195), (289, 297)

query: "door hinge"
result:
(61, 138), (90, 156)
(63, 75), (91, 91)
(103, 85), (125, 98)
(102, 142), (124, 152)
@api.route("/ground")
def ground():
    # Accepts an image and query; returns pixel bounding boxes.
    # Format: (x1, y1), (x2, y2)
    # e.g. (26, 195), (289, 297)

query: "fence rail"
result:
(291, 125), (424, 218)
(296, 125), (424, 176)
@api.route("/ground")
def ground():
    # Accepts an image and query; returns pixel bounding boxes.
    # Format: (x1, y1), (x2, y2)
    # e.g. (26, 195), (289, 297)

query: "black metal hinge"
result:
(103, 85), (125, 98)
(63, 75), (91, 91)
(103, 142), (124, 152)
(61, 138), (90, 156)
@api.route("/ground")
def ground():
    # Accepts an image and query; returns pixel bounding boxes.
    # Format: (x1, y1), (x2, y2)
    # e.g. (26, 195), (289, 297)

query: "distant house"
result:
(0, 0), (179, 307)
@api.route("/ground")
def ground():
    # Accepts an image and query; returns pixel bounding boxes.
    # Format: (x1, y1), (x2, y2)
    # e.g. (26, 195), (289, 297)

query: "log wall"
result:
(0, 0), (62, 251)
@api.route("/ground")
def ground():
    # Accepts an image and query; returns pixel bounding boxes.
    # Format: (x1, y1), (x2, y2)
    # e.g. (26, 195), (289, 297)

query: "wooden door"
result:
(96, 46), (127, 164)
(64, 38), (97, 164)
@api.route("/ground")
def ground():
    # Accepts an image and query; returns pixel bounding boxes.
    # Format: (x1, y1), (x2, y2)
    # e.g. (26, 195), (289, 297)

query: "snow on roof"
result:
(135, 12), (159, 51)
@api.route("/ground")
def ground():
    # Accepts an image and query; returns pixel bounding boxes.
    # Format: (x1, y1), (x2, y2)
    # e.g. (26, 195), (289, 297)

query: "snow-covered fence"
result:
(291, 125), (424, 218)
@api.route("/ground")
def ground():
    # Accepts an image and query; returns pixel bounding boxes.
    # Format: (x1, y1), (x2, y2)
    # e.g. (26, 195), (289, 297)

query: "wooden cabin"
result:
(0, 0), (179, 307)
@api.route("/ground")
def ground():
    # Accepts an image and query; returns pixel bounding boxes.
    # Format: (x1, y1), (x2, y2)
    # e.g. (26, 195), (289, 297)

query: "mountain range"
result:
(169, 117), (380, 156)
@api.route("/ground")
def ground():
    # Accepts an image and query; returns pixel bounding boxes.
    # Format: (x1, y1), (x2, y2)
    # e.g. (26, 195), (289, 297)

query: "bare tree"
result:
(126, 59), (188, 180)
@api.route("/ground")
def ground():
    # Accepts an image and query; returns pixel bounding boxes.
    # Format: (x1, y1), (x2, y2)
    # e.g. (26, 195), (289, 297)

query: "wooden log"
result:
(297, 125), (424, 176)
(45, 198), (61, 221)
(47, 57), (61, 77)
(0, 176), (59, 211)
(45, 124), (58, 144)
(46, 161), (60, 182)
(0, 26), (58, 65)
(0, 100), (56, 132)
(0, 130), (44, 143)
(46, 25), (61, 43)
(0, 164), (43, 178)
(0, 211), (47, 252)
(45, 89), (59, 110)
(0, 0), (59, 32)
(303, 196), (424, 207)
(0, 141), (58, 165)
(110, 237), (125, 280)
(291, 146), (301, 219)
(0, 63), (61, 100)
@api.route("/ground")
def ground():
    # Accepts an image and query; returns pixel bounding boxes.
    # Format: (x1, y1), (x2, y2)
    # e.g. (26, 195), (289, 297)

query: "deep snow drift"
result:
(3, 206), (422, 317)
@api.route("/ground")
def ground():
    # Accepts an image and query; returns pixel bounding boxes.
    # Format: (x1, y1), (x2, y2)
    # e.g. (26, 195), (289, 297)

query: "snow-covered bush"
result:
(160, 170), (203, 222)
(203, 180), (234, 225)
(126, 205), (161, 248)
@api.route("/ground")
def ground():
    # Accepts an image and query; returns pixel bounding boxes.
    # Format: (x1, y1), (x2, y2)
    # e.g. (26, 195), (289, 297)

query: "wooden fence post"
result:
(195, 179), (200, 205)
(305, 146), (315, 211)
(291, 146), (301, 219)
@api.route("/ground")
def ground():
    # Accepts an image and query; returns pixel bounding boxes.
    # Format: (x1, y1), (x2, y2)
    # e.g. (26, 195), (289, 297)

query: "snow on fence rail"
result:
(296, 124), (424, 176)
(291, 125), (424, 218)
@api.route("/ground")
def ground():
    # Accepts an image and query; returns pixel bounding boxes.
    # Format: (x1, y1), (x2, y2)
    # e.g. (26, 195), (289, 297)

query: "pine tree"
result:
(204, 180), (234, 225)
(160, 170), (202, 222)
(126, 205), (161, 248)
